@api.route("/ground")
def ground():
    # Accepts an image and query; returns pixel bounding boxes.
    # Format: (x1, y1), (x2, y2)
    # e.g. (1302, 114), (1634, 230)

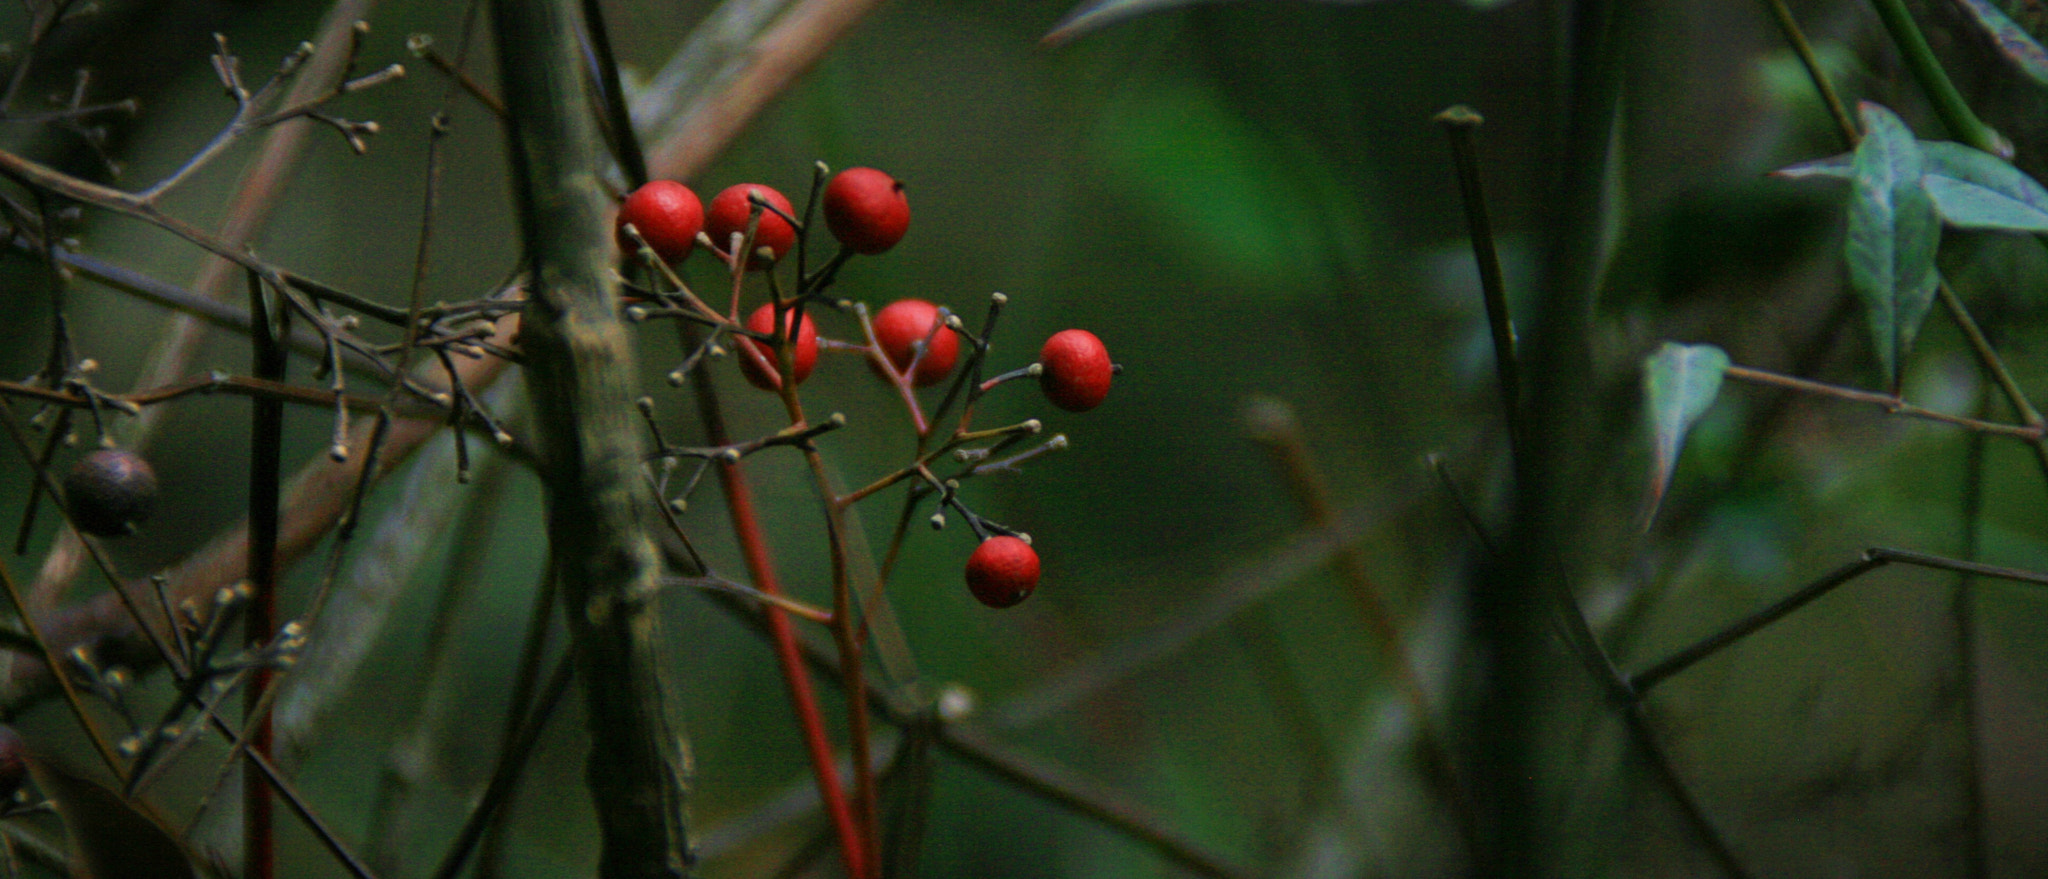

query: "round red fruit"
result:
(965, 536), (1039, 609)
(1038, 329), (1113, 412)
(706, 184), (797, 268)
(870, 298), (960, 387)
(737, 302), (819, 391)
(823, 167), (909, 255)
(63, 448), (158, 537)
(615, 180), (704, 264)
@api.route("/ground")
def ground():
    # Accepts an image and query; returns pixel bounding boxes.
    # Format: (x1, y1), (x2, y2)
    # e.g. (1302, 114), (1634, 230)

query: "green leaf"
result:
(1642, 342), (1730, 523)
(1954, 0), (2048, 89)
(1771, 152), (1851, 181)
(1920, 141), (2048, 232)
(1775, 140), (2048, 232)
(1845, 102), (1941, 390)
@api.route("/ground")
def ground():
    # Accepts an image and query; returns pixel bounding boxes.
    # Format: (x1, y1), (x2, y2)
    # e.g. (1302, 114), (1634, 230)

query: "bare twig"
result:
(29, 0), (383, 613)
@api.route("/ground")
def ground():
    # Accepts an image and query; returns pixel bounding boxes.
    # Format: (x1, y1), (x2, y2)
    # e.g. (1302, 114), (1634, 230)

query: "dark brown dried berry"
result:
(62, 449), (157, 537)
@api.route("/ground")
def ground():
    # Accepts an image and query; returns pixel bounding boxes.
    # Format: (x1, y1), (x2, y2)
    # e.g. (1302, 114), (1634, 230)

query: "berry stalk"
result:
(701, 420), (873, 879)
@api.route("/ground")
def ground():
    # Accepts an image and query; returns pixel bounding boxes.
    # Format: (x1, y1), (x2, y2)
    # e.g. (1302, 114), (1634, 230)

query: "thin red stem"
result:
(762, 292), (882, 877)
(713, 459), (870, 879)
(244, 273), (285, 879)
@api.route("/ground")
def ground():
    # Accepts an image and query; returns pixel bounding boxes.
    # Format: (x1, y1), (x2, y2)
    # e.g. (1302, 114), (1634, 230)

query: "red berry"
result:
(823, 167), (909, 255)
(870, 299), (960, 387)
(1038, 329), (1113, 412)
(62, 448), (157, 537)
(965, 536), (1039, 609)
(737, 302), (819, 391)
(706, 184), (797, 268)
(615, 180), (704, 264)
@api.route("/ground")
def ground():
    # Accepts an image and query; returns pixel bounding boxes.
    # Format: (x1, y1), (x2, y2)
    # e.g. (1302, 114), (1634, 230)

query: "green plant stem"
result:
(1957, 401), (1989, 879)
(1931, 282), (2048, 479)
(1867, 0), (2008, 156)
(1760, 0), (1858, 144)
(1630, 546), (2048, 695)
(1434, 106), (1521, 456)
(1620, 703), (1748, 877)
(1630, 554), (1882, 693)
(580, 0), (648, 187)
(492, 0), (692, 874)
(1453, 11), (1754, 872)
(1472, 0), (1623, 865)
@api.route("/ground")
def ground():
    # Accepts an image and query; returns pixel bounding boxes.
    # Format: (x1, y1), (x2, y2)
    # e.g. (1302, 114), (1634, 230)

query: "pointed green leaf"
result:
(1643, 342), (1730, 523)
(1772, 152), (1852, 181)
(1845, 102), (1941, 390)
(1954, 0), (2048, 89)
(1775, 140), (2048, 233)
(1920, 140), (2048, 232)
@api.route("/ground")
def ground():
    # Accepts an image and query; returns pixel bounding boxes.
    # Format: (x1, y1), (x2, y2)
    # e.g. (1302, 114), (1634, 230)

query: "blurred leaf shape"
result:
(1090, 78), (1373, 289)
(1777, 140), (2048, 233)
(1755, 43), (1863, 110)
(28, 753), (196, 879)
(1954, 0), (2048, 89)
(1844, 101), (1940, 390)
(1046, 0), (1466, 46)
(1642, 341), (1729, 524)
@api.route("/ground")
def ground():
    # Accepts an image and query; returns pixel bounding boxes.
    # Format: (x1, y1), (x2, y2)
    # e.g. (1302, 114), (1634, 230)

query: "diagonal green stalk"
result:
(1435, 106), (1521, 459)
(1956, 399), (1989, 879)
(1866, 0), (2008, 156)
(491, 0), (692, 874)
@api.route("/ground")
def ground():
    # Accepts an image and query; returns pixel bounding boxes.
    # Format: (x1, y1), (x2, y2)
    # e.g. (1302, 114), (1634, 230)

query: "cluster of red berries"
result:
(617, 167), (1118, 608)
(615, 168), (909, 271)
